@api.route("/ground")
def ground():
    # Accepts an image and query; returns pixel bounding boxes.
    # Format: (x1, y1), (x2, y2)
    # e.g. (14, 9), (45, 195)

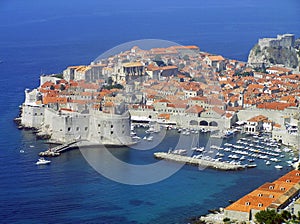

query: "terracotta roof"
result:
(247, 115), (268, 122)
(123, 62), (143, 68)
(158, 113), (170, 120)
(257, 102), (295, 110)
(212, 106), (225, 116)
(225, 170), (300, 214)
(207, 55), (225, 61)
(185, 105), (204, 114)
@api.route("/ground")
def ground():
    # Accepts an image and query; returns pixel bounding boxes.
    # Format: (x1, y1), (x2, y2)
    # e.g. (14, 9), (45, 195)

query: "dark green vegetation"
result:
(255, 209), (300, 224)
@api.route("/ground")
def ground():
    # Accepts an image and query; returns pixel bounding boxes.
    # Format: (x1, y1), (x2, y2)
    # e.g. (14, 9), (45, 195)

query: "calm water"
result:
(0, 0), (299, 223)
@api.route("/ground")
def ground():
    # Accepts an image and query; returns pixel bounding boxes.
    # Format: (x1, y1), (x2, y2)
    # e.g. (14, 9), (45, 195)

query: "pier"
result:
(39, 140), (82, 157)
(154, 152), (246, 171)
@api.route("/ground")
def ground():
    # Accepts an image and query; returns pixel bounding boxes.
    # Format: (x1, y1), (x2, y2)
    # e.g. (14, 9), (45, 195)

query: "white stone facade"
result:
(258, 34), (295, 49)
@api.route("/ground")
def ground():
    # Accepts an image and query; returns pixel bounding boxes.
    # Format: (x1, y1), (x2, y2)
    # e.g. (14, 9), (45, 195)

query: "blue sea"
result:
(0, 0), (300, 223)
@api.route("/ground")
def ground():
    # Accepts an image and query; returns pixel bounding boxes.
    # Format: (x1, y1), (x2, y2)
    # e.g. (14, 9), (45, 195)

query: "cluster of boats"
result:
(212, 136), (296, 169)
(131, 123), (296, 170)
(168, 134), (297, 170)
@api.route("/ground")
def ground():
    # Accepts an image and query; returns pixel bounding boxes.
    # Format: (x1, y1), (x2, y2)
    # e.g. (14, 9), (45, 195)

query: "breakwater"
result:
(154, 152), (246, 171)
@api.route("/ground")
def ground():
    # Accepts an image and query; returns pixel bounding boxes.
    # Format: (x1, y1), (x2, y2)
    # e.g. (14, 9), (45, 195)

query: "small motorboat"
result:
(36, 158), (51, 165)
(275, 165), (283, 169)
(247, 164), (257, 168)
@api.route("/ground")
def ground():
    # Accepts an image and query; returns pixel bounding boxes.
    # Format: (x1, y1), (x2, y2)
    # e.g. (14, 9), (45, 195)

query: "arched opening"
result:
(190, 120), (198, 126)
(209, 121), (218, 127)
(199, 120), (208, 126)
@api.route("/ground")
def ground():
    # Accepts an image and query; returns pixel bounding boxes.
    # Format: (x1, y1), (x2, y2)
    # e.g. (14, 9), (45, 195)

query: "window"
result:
(269, 186), (274, 190)
(258, 193), (263, 197)
(85, 127), (88, 131)
(245, 202), (250, 206)
(98, 124), (101, 127)
(68, 127), (71, 132)
(269, 195), (274, 198)
(111, 131), (113, 135)
(296, 173), (300, 176)
(280, 187), (285, 191)
(111, 125), (113, 128)
(258, 203), (263, 207)
(76, 127), (80, 131)
(286, 179), (291, 183)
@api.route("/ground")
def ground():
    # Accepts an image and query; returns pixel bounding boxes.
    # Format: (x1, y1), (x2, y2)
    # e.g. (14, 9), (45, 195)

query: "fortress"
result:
(258, 34), (295, 49)
(20, 78), (133, 146)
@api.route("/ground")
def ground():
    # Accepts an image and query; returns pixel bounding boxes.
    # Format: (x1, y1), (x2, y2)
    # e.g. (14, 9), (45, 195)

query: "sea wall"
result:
(223, 210), (249, 222)
(21, 104), (45, 129)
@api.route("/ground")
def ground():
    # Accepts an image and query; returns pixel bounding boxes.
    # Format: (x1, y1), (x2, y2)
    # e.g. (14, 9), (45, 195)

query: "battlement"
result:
(258, 34), (295, 49)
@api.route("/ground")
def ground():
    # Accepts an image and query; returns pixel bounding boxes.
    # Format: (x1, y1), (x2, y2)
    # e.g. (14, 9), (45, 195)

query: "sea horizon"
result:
(0, 0), (300, 223)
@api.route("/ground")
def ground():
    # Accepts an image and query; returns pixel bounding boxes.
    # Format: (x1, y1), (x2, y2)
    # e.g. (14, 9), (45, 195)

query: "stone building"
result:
(258, 34), (295, 49)
(224, 170), (300, 222)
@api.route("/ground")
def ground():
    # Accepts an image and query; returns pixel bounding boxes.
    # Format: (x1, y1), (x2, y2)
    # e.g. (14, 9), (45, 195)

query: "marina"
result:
(36, 123), (298, 172)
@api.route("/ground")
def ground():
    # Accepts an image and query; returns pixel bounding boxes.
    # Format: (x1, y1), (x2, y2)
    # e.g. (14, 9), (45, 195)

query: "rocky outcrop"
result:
(248, 35), (299, 69)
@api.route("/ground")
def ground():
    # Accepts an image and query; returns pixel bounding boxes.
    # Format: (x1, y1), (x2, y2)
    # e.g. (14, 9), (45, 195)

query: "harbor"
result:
(131, 123), (298, 171)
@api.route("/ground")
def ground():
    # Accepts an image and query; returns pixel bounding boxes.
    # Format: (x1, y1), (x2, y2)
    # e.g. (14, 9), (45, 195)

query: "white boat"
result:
(239, 156), (246, 161)
(132, 135), (141, 140)
(172, 149), (187, 155)
(247, 164), (257, 168)
(192, 147), (205, 152)
(130, 131), (136, 136)
(231, 155), (239, 159)
(275, 165), (283, 169)
(216, 152), (224, 157)
(146, 136), (153, 141)
(265, 161), (271, 165)
(36, 158), (51, 165)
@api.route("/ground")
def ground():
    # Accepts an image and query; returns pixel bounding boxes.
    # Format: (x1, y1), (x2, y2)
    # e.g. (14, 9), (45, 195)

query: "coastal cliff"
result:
(248, 34), (299, 69)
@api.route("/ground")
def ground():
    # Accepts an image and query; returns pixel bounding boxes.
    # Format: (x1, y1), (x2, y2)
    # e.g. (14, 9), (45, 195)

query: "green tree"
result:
(281, 210), (292, 220)
(255, 209), (284, 224)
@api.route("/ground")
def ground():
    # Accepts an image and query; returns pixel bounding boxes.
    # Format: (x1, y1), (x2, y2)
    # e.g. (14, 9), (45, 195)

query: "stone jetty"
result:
(154, 152), (246, 171)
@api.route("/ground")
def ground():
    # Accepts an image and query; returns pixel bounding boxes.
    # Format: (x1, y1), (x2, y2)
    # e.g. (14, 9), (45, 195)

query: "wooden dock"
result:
(154, 152), (246, 171)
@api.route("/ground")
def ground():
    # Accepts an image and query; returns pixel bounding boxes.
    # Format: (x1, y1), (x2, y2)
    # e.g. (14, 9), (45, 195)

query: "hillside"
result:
(248, 35), (299, 69)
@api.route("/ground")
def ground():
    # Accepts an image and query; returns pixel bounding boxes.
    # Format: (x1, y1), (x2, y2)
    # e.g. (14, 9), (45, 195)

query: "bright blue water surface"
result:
(0, 0), (299, 223)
